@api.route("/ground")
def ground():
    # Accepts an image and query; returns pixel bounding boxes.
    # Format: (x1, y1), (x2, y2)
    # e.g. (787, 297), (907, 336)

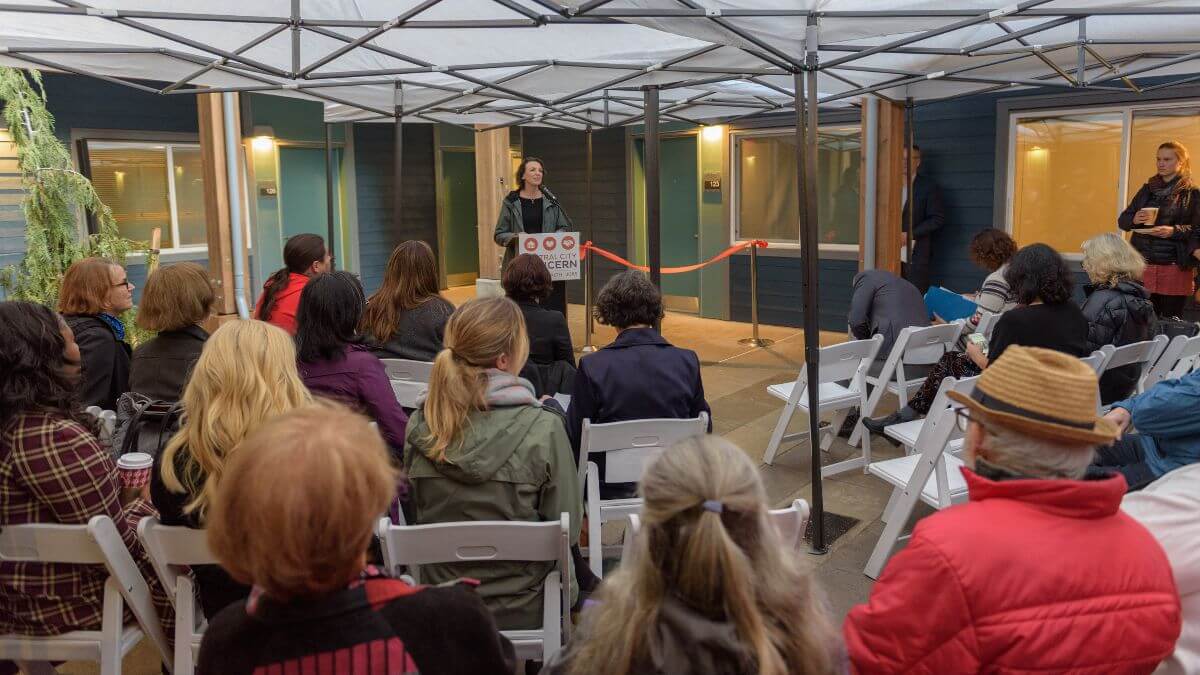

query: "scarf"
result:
(1147, 174), (1189, 224)
(483, 369), (540, 408)
(98, 312), (126, 341)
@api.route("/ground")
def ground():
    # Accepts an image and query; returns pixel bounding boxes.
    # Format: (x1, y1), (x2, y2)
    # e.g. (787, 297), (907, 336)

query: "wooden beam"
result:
(870, 100), (905, 275)
(474, 125), (510, 280)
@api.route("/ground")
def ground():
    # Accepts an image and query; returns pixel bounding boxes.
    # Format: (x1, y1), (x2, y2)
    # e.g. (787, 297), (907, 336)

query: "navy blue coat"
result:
(567, 328), (711, 464)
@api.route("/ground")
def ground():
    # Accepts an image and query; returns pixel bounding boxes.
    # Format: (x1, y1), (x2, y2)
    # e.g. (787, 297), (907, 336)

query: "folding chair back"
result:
(768, 499), (811, 553)
(0, 516), (172, 674)
(1147, 334), (1200, 387)
(1080, 348), (1111, 375)
(1104, 336), (1168, 380)
(381, 358), (434, 408)
(578, 413), (709, 487)
(376, 514), (571, 662)
(138, 517), (219, 675)
(975, 311), (1003, 340)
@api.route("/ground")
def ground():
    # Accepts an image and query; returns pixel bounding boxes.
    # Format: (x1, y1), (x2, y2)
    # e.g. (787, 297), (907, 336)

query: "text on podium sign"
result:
(519, 232), (581, 281)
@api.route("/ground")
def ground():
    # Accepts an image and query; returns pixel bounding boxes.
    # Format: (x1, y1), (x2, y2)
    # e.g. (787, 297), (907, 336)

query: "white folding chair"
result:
(0, 516), (172, 675)
(975, 311), (1003, 340)
(622, 499), (810, 555)
(137, 518), (219, 675)
(850, 323), (964, 447)
(579, 414), (709, 577)
(864, 375), (977, 579)
(1144, 334), (1200, 392)
(376, 514), (571, 662)
(1095, 337), (1167, 409)
(85, 407), (117, 448)
(380, 358), (434, 408)
(1080, 348), (1111, 375)
(763, 336), (884, 475)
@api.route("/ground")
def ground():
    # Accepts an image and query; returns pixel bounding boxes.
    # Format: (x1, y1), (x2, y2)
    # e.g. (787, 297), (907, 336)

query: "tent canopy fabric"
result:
(2, 1), (1200, 128)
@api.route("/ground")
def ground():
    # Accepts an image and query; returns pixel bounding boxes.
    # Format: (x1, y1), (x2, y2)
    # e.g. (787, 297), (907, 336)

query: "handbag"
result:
(111, 392), (184, 460)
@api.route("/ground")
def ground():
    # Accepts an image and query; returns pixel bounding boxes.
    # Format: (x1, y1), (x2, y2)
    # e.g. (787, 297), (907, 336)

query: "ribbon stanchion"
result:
(581, 239), (772, 348)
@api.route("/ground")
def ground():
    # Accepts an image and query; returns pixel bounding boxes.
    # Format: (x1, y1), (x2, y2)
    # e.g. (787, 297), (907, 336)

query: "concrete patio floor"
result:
(60, 293), (914, 674)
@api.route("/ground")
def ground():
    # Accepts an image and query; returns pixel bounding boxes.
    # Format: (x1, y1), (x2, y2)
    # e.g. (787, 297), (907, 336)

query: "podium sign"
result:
(518, 231), (581, 281)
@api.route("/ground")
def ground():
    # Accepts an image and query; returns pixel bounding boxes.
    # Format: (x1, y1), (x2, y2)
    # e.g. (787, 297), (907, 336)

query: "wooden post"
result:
(474, 125), (510, 280)
(869, 100), (906, 275)
(197, 92), (246, 322)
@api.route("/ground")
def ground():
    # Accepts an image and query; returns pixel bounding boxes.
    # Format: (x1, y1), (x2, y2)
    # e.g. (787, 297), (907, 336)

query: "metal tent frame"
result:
(5, 0), (1200, 551)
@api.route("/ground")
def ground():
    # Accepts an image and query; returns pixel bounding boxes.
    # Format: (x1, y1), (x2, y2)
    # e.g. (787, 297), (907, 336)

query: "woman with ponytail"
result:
(253, 233), (331, 334)
(544, 436), (838, 675)
(403, 296), (582, 631)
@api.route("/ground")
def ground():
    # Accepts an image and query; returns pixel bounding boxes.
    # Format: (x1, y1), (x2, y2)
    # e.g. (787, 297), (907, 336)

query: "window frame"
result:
(729, 125), (862, 255)
(1003, 97), (1200, 259)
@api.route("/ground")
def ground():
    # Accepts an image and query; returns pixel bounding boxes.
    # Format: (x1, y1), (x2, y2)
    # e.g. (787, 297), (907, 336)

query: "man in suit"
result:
(902, 145), (946, 294)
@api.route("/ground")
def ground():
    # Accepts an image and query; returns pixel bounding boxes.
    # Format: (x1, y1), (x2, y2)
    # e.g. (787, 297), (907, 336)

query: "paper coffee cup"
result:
(1140, 207), (1160, 223)
(117, 452), (153, 489)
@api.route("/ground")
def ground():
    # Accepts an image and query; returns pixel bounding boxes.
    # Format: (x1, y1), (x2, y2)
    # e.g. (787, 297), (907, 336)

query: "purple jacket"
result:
(299, 345), (409, 454)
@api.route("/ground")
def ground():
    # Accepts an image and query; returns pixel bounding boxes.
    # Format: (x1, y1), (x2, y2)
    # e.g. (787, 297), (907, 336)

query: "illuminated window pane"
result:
(89, 143), (172, 248)
(1011, 113), (1122, 253)
(173, 146), (208, 246)
(1128, 107), (1200, 201)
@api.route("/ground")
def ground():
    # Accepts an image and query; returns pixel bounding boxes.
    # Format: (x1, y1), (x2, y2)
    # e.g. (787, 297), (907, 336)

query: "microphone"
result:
(541, 185), (559, 204)
(541, 185), (575, 229)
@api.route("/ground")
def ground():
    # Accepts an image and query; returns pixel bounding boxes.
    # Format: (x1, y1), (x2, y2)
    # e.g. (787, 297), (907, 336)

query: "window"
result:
(733, 126), (861, 247)
(87, 141), (208, 250)
(1008, 102), (1200, 253)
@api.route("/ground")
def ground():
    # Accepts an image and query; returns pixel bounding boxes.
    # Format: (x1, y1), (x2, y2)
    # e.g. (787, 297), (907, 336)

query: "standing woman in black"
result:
(493, 157), (572, 316)
(1119, 140), (1200, 318)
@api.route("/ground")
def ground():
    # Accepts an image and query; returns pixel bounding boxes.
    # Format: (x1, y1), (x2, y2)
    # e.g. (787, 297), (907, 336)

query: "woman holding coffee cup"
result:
(1119, 140), (1200, 318)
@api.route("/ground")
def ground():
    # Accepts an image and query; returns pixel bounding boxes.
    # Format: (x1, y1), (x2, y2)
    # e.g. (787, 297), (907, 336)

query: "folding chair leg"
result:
(859, 423), (873, 473)
(586, 468), (603, 578)
(763, 399), (797, 465)
(176, 576), (196, 675)
(820, 409), (848, 452)
(99, 578), (124, 675)
(865, 483), (923, 579)
(879, 484), (903, 524)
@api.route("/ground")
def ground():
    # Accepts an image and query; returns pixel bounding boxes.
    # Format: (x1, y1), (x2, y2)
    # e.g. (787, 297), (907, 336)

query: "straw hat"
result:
(947, 345), (1120, 445)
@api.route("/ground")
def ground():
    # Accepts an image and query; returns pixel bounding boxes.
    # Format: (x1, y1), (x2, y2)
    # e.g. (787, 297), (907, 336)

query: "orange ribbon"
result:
(581, 240), (767, 274)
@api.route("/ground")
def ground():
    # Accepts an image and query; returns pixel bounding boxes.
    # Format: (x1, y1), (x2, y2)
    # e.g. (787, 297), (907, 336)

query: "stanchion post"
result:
(583, 245), (596, 353)
(738, 242), (774, 347)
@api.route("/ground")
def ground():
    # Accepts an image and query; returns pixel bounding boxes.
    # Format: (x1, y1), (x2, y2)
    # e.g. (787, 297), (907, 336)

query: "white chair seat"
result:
(767, 381), (858, 409)
(884, 419), (963, 454)
(868, 454), (968, 506)
(504, 630), (549, 662)
(0, 623), (143, 662)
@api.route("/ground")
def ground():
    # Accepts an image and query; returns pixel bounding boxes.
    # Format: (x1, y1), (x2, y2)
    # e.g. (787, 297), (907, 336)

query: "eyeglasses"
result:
(953, 407), (981, 432)
(111, 279), (132, 289)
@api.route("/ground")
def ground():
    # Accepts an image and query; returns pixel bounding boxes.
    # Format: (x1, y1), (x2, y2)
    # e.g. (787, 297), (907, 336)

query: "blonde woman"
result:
(150, 319), (312, 619)
(543, 436), (838, 675)
(1081, 232), (1156, 404)
(403, 296), (582, 631)
(1119, 140), (1200, 318)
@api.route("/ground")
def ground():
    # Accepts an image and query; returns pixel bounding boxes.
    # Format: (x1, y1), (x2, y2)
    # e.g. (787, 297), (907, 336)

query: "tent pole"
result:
(325, 122), (337, 270)
(584, 125), (597, 352)
(799, 16), (826, 555)
(394, 83), (404, 237)
(644, 86), (662, 292)
(904, 97), (914, 276)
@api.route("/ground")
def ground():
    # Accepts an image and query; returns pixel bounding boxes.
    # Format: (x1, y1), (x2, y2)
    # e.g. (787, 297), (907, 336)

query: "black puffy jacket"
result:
(1081, 280), (1156, 404)
(1118, 179), (1200, 267)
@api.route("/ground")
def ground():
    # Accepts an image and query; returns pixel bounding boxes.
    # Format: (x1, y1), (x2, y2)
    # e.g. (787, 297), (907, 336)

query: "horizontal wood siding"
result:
(730, 255), (857, 331)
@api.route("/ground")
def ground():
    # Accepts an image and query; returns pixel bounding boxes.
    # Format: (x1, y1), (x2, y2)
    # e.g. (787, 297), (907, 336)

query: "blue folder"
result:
(924, 286), (977, 322)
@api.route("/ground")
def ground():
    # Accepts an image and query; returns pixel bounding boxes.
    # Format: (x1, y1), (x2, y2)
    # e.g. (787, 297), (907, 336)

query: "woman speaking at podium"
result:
(494, 157), (572, 315)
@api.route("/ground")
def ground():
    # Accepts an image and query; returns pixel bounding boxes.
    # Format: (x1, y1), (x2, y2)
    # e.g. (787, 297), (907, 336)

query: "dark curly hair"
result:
(968, 228), (1018, 272)
(503, 253), (553, 303)
(1003, 243), (1074, 305)
(594, 271), (664, 329)
(0, 301), (92, 430)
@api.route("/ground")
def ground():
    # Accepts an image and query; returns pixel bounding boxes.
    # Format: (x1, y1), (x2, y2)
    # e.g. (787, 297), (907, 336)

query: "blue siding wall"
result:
(730, 256), (857, 331)
(351, 122), (436, 294)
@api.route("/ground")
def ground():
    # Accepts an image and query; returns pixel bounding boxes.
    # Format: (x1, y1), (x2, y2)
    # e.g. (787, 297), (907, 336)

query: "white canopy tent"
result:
(4, 0), (1200, 550)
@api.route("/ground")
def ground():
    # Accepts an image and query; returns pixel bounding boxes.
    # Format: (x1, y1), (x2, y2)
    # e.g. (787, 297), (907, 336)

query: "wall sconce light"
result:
(702, 124), (724, 142)
(251, 125), (276, 151)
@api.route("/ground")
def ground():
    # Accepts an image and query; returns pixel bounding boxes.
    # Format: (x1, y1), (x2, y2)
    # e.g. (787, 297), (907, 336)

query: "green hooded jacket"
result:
(403, 402), (581, 631)
(493, 190), (573, 270)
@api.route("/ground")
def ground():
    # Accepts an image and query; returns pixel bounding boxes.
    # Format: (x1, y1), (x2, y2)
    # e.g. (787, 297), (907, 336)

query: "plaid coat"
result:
(0, 410), (172, 636)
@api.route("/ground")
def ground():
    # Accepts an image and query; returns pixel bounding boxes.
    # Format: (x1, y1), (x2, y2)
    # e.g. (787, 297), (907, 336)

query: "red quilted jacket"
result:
(845, 469), (1181, 674)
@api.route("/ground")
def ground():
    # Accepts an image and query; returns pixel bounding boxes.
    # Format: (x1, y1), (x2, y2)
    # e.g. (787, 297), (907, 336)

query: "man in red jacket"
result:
(844, 346), (1181, 674)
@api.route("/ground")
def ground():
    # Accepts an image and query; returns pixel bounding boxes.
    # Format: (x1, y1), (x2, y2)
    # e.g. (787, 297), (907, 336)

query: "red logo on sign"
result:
(562, 236), (576, 250)
(543, 236), (557, 251)
(523, 237), (538, 252)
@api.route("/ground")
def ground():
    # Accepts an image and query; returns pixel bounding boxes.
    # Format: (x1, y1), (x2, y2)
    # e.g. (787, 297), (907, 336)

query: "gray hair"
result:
(982, 425), (1095, 479)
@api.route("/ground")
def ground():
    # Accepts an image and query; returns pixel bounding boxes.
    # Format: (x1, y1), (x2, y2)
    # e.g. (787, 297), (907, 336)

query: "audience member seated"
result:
(1081, 232), (1157, 404)
(0, 301), (173, 639)
(362, 240), (455, 362)
(1092, 368), (1200, 490)
(198, 402), (515, 675)
(58, 256), (134, 410)
(295, 271), (409, 454)
(504, 253), (575, 397)
(845, 346), (1181, 673)
(253, 233), (329, 335)
(960, 227), (1018, 335)
(542, 435), (837, 675)
(848, 268), (935, 377)
(151, 319), (312, 620)
(404, 296), (582, 631)
(1123, 463), (1200, 675)
(129, 262), (215, 401)
(568, 271), (711, 498)
(865, 243), (1089, 433)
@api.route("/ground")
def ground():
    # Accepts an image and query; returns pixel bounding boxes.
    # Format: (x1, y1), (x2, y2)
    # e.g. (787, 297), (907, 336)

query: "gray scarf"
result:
(483, 369), (540, 409)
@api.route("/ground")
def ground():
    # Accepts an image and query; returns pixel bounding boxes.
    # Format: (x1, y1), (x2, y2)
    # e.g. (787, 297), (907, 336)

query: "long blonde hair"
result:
(422, 297), (528, 462)
(160, 319), (312, 520)
(1082, 232), (1146, 287)
(568, 436), (835, 675)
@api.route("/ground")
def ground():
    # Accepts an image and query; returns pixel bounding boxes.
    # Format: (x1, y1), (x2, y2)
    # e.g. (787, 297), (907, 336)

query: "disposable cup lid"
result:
(118, 452), (153, 470)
